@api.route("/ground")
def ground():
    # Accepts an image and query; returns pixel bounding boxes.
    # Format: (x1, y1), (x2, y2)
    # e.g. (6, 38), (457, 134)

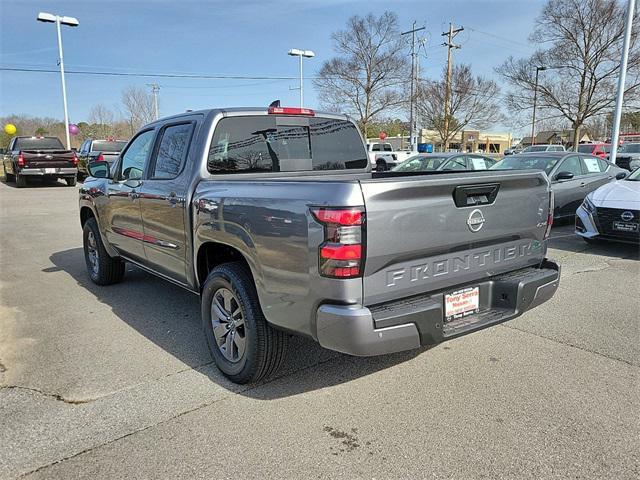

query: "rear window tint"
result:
(14, 137), (64, 150)
(207, 116), (367, 174)
(91, 141), (127, 153)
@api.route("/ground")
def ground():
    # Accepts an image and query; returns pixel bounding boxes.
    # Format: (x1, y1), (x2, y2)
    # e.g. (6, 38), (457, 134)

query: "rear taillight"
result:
(17, 152), (25, 167)
(544, 191), (554, 240)
(72, 152), (78, 166)
(96, 153), (104, 162)
(311, 207), (364, 279)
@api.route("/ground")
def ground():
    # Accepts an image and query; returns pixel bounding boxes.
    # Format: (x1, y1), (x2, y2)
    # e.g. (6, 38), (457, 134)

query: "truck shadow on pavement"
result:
(45, 248), (423, 399)
(547, 224), (640, 260)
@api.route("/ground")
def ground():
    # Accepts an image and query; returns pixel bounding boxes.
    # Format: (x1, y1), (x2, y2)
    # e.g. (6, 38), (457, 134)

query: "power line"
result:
(0, 66), (298, 80)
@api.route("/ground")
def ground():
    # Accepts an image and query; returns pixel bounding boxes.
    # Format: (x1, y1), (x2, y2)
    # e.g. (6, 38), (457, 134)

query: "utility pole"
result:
(402, 22), (425, 152)
(441, 23), (463, 152)
(610, 0), (636, 165)
(147, 83), (160, 120)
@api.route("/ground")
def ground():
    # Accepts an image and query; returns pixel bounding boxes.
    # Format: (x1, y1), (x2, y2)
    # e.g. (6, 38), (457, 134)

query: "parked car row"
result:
(1, 136), (128, 187)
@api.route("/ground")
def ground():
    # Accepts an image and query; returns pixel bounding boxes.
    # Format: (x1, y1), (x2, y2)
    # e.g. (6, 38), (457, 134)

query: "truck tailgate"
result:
(359, 171), (551, 305)
(22, 150), (76, 168)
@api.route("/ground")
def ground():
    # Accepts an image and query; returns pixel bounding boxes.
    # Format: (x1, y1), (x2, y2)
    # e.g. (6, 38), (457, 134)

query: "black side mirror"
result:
(616, 171), (628, 180)
(88, 161), (111, 179)
(554, 171), (574, 181)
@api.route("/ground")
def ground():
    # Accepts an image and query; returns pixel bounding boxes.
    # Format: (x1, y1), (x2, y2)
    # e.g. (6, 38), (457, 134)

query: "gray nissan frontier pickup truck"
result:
(79, 104), (560, 384)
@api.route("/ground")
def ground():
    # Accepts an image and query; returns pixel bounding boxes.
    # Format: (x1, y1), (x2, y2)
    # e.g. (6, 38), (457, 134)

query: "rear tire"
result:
(83, 217), (125, 285)
(15, 174), (27, 188)
(201, 262), (287, 384)
(65, 175), (77, 186)
(376, 159), (388, 171)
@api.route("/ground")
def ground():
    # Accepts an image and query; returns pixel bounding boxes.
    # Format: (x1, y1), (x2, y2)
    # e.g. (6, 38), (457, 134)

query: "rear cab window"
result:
(91, 141), (127, 153)
(207, 115), (368, 174)
(14, 137), (64, 150)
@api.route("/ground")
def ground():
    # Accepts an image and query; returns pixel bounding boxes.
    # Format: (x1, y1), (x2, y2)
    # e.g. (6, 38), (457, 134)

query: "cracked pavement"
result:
(1, 179), (639, 479)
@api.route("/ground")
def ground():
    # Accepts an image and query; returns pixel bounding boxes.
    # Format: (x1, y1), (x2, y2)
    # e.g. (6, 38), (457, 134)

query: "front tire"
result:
(201, 263), (287, 384)
(83, 217), (125, 285)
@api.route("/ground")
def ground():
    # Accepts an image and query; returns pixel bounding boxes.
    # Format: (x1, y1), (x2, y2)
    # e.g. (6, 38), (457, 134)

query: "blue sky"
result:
(0, 0), (545, 128)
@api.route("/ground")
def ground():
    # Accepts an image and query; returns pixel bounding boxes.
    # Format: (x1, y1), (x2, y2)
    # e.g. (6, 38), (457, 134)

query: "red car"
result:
(577, 143), (611, 158)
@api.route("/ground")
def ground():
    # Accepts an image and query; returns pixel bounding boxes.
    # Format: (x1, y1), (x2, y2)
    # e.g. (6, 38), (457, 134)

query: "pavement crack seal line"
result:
(18, 352), (342, 478)
(499, 323), (637, 368)
(0, 385), (95, 405)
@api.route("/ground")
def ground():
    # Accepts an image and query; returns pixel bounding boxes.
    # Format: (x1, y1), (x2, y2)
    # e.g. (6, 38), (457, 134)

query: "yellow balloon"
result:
(4, 124), (16, 135)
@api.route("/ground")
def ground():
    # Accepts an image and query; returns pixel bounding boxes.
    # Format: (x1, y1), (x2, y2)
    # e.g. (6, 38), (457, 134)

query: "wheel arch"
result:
(196, 241), (257, 292)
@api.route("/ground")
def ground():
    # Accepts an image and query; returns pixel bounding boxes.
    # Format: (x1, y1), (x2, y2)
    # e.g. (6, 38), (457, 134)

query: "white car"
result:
(575, 167), (639, 244)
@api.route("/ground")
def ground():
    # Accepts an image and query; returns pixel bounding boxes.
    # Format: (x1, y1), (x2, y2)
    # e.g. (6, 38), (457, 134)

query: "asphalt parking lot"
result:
(0, 177), (638, 479)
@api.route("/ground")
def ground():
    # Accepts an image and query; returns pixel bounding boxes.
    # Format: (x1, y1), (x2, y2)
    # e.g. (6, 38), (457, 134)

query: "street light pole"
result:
(288, 49), (315, 108)
(37, 12), (78, 150)
(610, 0), (636, 165)
(531, 66), (546, 147)
(55, 18), (71, 149)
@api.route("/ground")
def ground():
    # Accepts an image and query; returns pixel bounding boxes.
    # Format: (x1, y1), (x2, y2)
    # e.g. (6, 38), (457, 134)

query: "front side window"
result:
(207, 116), (367, 174)
(119, 130), (155, 181)
(490, 155), (559, 174)
(558, 156), (583, 177)
(152, 123), (193, 179)
(441, 156), (467, 170)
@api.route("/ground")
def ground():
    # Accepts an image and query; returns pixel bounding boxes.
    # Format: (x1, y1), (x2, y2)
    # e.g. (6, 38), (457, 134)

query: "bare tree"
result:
(498, 0), (640, 150)
(88, 104), (116, 138)
(417, 64), (503, 150)
(121, 86), (155, 135)
(313, 11), (409, 138)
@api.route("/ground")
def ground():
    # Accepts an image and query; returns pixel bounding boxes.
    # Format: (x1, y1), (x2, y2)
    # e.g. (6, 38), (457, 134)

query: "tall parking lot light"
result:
(530, 66), (546, 146)
(288, 49), (315, 108)
(37, 12), (79, 150)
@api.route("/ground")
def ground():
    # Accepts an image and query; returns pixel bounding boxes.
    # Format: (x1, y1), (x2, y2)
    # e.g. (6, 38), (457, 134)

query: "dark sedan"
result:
(490, 152), (628, 220)
(391, 153), (497, 172)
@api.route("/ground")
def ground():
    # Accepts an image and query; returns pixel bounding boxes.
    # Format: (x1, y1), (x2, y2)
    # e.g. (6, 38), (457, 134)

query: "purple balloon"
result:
(69, 123), (79, 135)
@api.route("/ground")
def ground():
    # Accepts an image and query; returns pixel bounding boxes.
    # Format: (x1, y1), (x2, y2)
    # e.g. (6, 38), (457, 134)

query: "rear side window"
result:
(151, 123), (194, 179)
(207, 116), (367, 174)
(581, 155), (605, 174)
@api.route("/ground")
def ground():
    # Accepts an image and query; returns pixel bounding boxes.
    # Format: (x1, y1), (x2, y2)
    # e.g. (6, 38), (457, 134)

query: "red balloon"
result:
(379, 131), (387, 140)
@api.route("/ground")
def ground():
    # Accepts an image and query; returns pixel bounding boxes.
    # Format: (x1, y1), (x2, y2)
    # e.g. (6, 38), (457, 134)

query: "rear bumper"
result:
(19, 167), (77, 176)
(316, 260), (560, 356)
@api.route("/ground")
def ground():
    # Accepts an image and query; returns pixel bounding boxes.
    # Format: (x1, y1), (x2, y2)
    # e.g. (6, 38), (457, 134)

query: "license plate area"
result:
(613, 221), (638, 232)
(44, 168), (57, 174)
(444, 287), (480, 323)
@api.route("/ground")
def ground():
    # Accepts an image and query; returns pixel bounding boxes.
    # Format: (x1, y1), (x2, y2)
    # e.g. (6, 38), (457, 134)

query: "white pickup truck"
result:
(366, 142), (413, 171)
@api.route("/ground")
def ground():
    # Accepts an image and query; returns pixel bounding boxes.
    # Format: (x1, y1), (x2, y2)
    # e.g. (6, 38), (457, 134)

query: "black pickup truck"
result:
(80, 105), (560, 384)
(2, 136), (78, 187)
